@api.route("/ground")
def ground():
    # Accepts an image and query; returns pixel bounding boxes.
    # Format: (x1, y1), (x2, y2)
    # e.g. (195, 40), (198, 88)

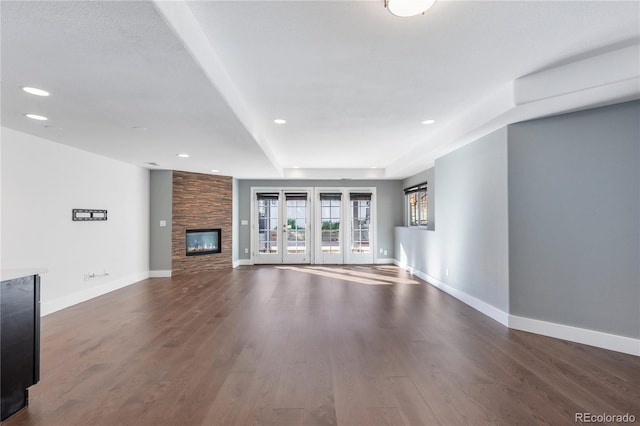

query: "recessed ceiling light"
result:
(22, 86), (50, 97)
(422, 119), (435, 125)
(292, 166), (300, 169)
(274, 119), (287, 124)
(25, 113), (48, 121)
(177, 153), (190, 158)
(44, 125), (62, 130)
(370, 166), (378, 169)
(211, 169), (220, 173)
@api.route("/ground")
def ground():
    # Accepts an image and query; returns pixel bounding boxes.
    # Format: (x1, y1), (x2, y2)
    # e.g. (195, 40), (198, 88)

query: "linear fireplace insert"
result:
(186, 229), (221, 256)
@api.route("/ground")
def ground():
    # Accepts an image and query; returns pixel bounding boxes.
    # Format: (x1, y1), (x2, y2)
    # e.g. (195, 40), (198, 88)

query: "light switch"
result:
(241, 220), (249, 225)
(159, 220), (167, 227)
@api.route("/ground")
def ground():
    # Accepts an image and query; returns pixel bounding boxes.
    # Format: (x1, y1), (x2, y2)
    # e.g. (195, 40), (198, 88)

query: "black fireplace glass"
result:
(186, 229), (221, 256)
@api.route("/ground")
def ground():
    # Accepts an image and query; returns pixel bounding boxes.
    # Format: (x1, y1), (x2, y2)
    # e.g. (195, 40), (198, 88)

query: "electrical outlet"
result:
(244, 248), (249, 254)
(380, 248), (383, 253)
(445, 268), (450, 277)
(383, 250), (388, 256)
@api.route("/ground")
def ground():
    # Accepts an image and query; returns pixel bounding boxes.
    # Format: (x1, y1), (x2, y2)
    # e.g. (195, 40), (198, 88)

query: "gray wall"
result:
(403, 167), (435, 230)
(508, 101), (640, 338)
(236, 179), (404, 261)
(394, 226), (438, 278)
(394, 128), (510, 312)
(149, 170), (173, 271)
(435, 127), (510, 310)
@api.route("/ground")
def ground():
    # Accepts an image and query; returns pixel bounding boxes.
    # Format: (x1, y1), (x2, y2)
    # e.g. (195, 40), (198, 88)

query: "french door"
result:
(347, 192), (373, 264)
(253, 190), (311, 264)
(252, 187), (375, 265)
(314, 189), (375, 264)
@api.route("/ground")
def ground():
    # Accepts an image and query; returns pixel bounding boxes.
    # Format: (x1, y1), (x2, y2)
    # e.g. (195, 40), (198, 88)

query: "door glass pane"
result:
(350, 193), (371, 253)
(286, 195), (307, 254)
(257, 196), (278, 254)
(320, 194), (341, 254)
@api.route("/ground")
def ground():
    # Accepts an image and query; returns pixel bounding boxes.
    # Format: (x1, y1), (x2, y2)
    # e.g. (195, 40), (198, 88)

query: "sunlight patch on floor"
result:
(276, 265), (421, 286)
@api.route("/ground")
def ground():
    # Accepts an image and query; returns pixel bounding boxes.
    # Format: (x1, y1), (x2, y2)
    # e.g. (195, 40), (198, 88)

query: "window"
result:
(320, 193), (341, 253)
(404, 182), (427, 227)
(350, 193), (371, 253)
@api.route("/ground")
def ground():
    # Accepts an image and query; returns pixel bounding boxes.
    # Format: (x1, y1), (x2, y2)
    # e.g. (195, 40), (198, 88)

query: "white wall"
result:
(232, 177), (239, 266)
(1, 127), (150, 315)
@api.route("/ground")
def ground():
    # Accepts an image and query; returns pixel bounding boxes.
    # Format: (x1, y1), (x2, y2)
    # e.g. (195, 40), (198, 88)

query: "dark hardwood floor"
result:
(4, 265), (639, 425)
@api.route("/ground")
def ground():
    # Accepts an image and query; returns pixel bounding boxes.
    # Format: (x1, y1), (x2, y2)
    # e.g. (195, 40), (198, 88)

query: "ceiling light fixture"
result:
(385, 0), (437, 17)
(211, 169), (220, 173)
(25, 113), (48, 121)
(177, 153), (190, 158)
(274, 119), (287, 124)
(422, 119), (435, 125)
(22, 86), (50, 97)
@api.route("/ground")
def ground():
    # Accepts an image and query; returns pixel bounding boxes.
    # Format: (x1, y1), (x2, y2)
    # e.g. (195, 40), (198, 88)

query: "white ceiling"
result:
(2, 1), (639, 179)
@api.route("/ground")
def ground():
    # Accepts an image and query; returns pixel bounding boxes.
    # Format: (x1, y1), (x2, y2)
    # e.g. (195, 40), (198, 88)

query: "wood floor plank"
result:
(387, 376), (439, 425)
(303, 324), (337, 426)
(3, 265), (639, 426)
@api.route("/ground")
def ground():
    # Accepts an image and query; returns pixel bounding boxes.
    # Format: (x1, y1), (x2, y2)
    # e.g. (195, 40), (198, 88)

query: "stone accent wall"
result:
(172, 171), (232, 275)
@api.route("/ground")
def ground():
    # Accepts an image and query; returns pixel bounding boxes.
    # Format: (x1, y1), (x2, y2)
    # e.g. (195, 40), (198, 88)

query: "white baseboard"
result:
(149, 270), (172, 278)
(41, 271), (150, 316)
(427, 274), (510, 327)
(399, 262), (509, 326)
(509, 315), (640, 356)
(394, 259), (640, 356)
(375, 258), (396, 265)
(233, 259), (253, 268)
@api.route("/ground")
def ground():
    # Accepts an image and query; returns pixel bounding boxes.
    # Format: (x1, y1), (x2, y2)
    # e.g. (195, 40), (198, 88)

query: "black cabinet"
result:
(1, 274), (40, 421)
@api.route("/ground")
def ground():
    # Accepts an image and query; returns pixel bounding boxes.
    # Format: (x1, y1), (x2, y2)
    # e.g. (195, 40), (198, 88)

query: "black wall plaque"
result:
(72, 209), (108, 221)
